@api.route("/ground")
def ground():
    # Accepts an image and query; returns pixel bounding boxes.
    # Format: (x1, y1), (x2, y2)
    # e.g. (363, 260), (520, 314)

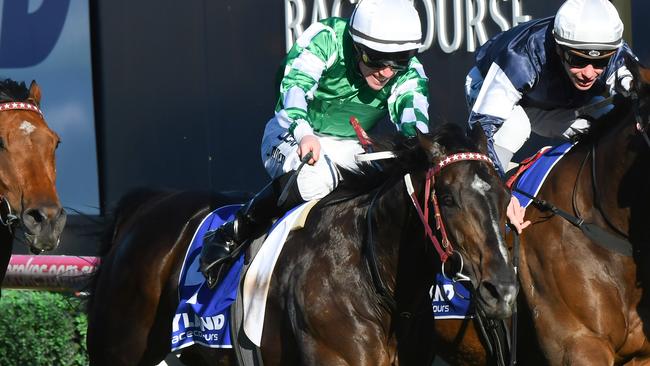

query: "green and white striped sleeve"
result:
(276, 22), (338, 142)
(387, 59), (430, 137)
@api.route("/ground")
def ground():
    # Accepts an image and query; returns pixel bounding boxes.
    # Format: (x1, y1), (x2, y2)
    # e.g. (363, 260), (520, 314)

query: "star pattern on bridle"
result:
(433, 153), (493, 175)
(0, 102), (43, 117)
(0, 101), (45, 228)
(406, 152), (493, 263)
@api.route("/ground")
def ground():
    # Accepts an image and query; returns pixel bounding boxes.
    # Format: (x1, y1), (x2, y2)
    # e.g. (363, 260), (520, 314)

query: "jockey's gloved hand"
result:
(616, 75), (632, 97)
(613, 74), (633, 97)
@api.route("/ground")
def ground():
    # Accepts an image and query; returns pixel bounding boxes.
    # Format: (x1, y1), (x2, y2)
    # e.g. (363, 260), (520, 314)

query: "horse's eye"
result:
(0, 138), (5, 150)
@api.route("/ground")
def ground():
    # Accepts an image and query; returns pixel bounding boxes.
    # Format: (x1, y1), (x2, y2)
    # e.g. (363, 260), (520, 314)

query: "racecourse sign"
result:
(284, 0), (532, 53)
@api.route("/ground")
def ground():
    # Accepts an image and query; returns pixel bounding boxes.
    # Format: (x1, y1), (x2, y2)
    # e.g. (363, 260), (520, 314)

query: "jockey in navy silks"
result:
(465, 0), (636, 233)
(200, 0), (431, 287)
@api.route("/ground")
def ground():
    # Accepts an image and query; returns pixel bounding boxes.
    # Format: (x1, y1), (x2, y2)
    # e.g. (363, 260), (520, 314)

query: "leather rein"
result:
(514, 94), (650, 257)
(0, 101), (44, 229)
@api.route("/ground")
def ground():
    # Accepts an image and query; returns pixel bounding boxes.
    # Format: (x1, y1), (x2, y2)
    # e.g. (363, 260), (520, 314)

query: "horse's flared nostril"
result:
(480, 280), (518, 307)
(25, 208), (47, 224)
(22, 205), (65, 233)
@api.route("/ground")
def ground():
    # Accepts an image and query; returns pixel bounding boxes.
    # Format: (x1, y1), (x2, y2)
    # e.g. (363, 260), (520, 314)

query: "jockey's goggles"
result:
(561, 47), (616, 69)
(355, 44), (416, 72)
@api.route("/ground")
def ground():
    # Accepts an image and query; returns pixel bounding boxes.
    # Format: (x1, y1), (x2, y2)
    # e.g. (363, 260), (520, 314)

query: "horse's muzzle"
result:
(477, 278), (518, 319)
(21, 205), (67, 252)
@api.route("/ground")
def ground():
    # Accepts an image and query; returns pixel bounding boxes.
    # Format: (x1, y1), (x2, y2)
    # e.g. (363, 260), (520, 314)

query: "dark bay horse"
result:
(432, 59), (650, 366)
(0, 79), (66, 288)
(86, 124), (517, 365)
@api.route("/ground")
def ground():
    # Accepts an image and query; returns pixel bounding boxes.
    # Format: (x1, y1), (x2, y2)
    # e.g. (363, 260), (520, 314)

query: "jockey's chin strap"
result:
(404, 152), (493, 274)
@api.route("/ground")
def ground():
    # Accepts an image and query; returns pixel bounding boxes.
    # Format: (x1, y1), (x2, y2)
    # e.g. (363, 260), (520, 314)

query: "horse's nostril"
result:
(481, 280), (517, 303)
(481, 280), (501, 300)
(25, 208), (47, 224)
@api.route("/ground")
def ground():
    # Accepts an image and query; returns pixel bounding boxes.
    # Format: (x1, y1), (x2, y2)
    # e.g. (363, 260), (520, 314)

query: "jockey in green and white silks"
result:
(200, 0), (429, 287)
(262, 18), (429, 201)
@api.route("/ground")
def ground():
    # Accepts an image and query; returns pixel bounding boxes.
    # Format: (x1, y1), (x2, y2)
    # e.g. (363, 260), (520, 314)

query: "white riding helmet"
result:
(349, 0), (423, 53)
(553, 0), (623, 51)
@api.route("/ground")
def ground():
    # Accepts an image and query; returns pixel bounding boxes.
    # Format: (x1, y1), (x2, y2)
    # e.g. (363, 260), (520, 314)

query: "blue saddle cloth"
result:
(172, 204), (244, 351)
(431, 274), (474, 319)
(512, 142), (574, 208)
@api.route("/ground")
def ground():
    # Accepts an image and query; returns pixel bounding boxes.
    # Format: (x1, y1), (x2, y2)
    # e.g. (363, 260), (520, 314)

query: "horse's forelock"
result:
(428, 123), (476, 154)
(0, 79), (30, 103)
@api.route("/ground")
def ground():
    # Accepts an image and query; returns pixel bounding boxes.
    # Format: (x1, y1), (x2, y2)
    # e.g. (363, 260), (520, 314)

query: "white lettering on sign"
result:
(6, 256), (96, 276)
(430, 283), (456, 301)
(284, 0), (532, 53)
(172, 313), (226, 332)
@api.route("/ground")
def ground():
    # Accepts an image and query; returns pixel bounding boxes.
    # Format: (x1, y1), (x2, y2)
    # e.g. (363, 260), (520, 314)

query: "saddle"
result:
(505, 146), (552, 189)
(173, 200), (319, 359)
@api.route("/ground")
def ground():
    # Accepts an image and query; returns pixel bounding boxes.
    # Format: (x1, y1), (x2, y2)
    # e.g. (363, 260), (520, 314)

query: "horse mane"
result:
(572, 94), (635, 145)
(97, 188), (172, 257)
(84, 188), (172, 310)
(0, 79), (30, 102)
(322, 123), (476, 205)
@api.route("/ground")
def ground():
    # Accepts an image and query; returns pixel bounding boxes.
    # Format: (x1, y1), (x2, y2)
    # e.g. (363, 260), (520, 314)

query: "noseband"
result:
(0, 101), (44, 230)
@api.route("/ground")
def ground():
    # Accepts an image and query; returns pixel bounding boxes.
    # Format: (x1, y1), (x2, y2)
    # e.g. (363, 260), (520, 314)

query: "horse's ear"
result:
(416, 130), (445, 161)
(28, 80), (41, 106)
(470, 123), (488, 154)
(625, 54), (650, 94)
(635, 66), (650, 87)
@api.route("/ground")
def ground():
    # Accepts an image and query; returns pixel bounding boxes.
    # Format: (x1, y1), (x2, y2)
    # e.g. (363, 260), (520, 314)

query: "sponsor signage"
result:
(3, 255), (99, 291)
(284, 0), (532, 53)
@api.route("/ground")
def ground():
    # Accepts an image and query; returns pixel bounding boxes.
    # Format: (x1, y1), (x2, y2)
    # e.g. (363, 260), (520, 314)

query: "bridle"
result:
(406, 152), (493, 265)
(360, 150), (495, 310)
(0, 101), (44, 230)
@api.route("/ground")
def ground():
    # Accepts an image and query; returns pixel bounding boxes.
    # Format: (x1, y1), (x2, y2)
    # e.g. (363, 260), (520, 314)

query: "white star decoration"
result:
(435, 153), (493, 172)
(0, 102), (42, 116)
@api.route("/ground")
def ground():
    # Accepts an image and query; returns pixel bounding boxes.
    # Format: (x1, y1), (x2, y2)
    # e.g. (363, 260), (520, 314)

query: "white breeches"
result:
(260, 117), (365, 201)
(465, 66), (591, 168)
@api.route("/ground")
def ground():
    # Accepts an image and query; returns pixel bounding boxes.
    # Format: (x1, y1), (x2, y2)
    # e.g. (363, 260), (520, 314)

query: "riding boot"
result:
(200, 172), (304, 288)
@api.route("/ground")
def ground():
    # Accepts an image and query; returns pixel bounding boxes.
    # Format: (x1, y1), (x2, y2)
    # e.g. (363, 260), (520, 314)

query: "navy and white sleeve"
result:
(469, 62), (524, 175)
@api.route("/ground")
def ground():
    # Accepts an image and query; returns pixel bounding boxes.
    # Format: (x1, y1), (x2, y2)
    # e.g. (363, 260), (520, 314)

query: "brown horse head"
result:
(0, 80), (65, 253)
(420, 124), (517, 319)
